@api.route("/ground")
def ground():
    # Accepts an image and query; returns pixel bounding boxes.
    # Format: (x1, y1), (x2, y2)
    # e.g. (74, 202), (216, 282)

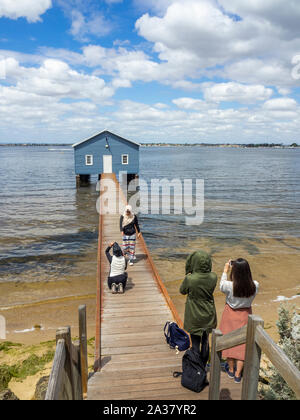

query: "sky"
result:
(0, 0), (300, 144)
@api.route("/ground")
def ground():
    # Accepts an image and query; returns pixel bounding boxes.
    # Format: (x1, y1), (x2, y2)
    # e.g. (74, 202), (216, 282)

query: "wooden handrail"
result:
(45, 340), (66, 400)
(255, 325), (300, 399)
(241, 315), (264, 400)
(209, 314), (300, 401)
(45, 306), (88, 400)
(94, 183), (104, 372)
(79, 305), (88, 395)
(216, 325), (247, 352)
(138, 233), (183, 329)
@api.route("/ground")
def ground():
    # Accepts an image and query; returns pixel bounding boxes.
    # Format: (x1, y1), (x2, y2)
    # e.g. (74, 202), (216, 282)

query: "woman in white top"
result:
(105, 242), (128, 294)
(219, 258), (259, 383)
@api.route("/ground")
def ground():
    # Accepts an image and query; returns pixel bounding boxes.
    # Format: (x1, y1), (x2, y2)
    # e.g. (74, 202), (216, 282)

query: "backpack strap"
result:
(164, 322), (170, 342)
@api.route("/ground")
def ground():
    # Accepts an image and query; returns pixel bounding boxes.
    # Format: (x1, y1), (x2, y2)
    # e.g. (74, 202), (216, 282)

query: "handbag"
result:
(164, 321), (190, 353)
(173, 348), (208, 393)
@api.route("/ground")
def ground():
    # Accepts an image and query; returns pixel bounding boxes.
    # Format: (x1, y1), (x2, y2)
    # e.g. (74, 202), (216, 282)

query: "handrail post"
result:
(95, 177), (104, 372)
(79, 305), (88, 396)
(56, 326), (76, 400)
(209, 329), (223, 400)
(242, 315), (264, 400)
(45, 339), (66, 400)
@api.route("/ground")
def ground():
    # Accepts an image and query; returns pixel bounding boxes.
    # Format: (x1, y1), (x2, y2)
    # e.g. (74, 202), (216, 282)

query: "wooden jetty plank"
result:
(99, 351), (180, 364)
(101, 310), (170, 319)
(89, 173), (240, 401)
(101, 344), (174, 356)
(101, 316), (169, 327)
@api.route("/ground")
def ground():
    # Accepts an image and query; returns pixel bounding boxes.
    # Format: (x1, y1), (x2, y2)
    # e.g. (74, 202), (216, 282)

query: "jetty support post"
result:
(76, 174), (91, 187)
(55, 326), (76, 400)
(79, 305), (88, 396)
(241, 315), (264, 400)
(209, 329), (223, 400)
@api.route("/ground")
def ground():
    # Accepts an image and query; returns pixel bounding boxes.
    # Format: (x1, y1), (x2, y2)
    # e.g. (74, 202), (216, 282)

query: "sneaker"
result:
(225, 363), (235, 379)
(234, 375), (242, 384)
(111, 283), (117, 294)
(118, 283), (124, 294)
(129, 261), (134, 266)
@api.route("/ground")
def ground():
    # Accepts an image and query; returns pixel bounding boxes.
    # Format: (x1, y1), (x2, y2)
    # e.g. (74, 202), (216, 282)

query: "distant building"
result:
(72, 130), (140, 185)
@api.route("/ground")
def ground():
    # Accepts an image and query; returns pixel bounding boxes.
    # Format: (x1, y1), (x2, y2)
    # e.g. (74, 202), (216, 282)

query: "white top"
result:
(220, 273), (259, 309)
(110, 256), (126, 277)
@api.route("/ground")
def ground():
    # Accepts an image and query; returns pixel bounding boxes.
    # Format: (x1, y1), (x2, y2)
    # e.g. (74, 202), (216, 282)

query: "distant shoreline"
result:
(0, 144), (73, 147)
(0, 143), (298, 148)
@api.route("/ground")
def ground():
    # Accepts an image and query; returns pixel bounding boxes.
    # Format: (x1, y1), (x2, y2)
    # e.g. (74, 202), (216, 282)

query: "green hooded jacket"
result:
(180, 251), (217, 336)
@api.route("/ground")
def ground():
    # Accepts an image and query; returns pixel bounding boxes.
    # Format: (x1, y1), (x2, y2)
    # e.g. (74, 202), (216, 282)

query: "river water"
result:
(0, 146), (299, 341)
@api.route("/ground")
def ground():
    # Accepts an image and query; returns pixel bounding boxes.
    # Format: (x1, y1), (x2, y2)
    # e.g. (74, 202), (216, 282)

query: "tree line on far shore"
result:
(0, 142), (299, 148)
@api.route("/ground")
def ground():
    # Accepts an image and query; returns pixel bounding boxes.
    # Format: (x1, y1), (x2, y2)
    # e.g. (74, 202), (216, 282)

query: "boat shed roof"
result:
(72, 130), (141, 148)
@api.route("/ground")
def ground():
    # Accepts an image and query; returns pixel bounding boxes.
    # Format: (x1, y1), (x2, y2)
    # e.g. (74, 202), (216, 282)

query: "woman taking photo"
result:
(219, 258), (259, 383)
(179, 250), (217, 367)
(105, 242), (128, 294)
(120, 205), (141, 266)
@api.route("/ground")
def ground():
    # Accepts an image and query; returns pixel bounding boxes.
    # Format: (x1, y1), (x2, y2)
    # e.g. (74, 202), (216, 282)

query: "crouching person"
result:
(105, 242), (128, 294)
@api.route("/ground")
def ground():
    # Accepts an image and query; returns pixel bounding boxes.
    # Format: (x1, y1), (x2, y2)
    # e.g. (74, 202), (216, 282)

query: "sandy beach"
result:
(1, 234), (299, 345)
(0, 233), (299, 399)
(154, 235), (300, 341)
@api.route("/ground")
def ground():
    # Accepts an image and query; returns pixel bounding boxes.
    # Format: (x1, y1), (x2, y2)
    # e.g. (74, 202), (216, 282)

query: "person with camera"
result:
(105, 241), (128, 294)
(219, 258), (259, 383)
(180, 250), (218, 367)
(120, 205), (141, 266)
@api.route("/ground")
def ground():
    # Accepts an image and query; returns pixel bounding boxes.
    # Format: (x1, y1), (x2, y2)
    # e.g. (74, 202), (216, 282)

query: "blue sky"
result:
(0, 0), (300, 144)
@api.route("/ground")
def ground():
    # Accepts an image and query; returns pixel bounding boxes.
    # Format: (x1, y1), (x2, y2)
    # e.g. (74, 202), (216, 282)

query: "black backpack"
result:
(173, 348), (209, 393)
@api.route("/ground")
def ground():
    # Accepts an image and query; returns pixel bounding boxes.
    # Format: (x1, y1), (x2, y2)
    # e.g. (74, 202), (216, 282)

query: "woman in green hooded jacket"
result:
(180, 250), (217, 365)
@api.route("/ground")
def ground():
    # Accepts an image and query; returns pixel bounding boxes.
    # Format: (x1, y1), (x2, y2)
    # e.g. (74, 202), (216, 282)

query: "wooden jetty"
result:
(46, 173), (300, 401)
(88, 173), (240, 400)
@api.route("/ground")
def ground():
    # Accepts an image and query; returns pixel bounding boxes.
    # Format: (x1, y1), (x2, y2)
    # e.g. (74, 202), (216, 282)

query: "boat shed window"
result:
(85, 155), (93, 166)
(122, 154), (129, 165)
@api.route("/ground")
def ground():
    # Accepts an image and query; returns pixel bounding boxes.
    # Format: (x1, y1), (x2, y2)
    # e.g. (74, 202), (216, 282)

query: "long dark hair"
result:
(230, 258), (256, 298)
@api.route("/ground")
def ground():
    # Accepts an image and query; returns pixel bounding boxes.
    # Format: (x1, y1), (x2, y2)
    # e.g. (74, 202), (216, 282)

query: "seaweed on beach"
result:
(0, 342), (22, 352)
(0, 350), (54, 392)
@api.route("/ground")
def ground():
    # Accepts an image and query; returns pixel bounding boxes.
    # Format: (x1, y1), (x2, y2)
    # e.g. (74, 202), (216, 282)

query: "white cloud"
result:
(1, 0), (300, 143)
(173, 97), (208, 111)
(220, 59), (294, 88)
(1, 57), (114, 103)
(202, 82), (273, 104)
(56, 0), (113, 42)
(0, 0), (52, 22)
(263, 98), (298, 111)
(70, 10), (112, 41)
(219, 0), (300, 35)
(135, 0), (300, 89)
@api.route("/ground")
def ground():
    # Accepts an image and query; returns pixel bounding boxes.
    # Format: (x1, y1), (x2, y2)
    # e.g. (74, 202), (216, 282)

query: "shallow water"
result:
(1, 145), (300, 284)
(0, 146), (299, 341)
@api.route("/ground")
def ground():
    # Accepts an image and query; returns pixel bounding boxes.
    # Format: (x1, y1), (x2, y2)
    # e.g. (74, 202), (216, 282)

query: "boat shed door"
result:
(103, 155), (112, 173)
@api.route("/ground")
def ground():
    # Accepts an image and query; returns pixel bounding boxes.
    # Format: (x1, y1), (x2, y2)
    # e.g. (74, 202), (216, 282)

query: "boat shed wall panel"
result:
(74, 131), (139, 176)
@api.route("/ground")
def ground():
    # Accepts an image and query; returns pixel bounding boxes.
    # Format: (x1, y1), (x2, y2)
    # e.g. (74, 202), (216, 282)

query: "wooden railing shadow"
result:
(209, 314), (300, 400)
(45, 305), (88, 401)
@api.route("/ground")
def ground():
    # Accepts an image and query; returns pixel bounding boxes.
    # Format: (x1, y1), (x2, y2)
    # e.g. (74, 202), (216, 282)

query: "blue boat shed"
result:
(72, 130), (140, 185)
